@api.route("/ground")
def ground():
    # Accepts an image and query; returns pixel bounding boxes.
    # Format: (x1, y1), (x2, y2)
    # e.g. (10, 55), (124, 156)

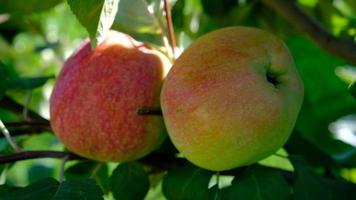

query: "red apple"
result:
(50, 30), (171, 162)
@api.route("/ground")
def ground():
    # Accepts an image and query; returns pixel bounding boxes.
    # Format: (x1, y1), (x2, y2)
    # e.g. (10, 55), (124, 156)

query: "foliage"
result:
(0, 0), (356, 199)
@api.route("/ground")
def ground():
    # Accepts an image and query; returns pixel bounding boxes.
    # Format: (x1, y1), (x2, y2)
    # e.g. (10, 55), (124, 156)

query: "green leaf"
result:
(28, 164), (55, 183)
(0, 177), (59, 200)
(0, 185), (20, 196)
(0, 0), (62, 14)
(110, 162), (149, 200)
(52, 178), (104, 200)
(112, 0), (161, 35)
(5, 76), (53, 90)
(201, 0), (238, 16)
(65, 161), (110, 193)
(0, 62), (8, 100)
(162, 163), (213, 200)
(286, 36), (356, 166)
(349, 82), (356, 98)
(229, 165), (291, 200)
(292, 157), (356, 200)
(201, 185), (228, 200)
(67, 0), (118, 48)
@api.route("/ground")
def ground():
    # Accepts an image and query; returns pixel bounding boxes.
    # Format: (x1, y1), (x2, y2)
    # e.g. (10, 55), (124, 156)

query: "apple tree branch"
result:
(261, 0), (356, 64)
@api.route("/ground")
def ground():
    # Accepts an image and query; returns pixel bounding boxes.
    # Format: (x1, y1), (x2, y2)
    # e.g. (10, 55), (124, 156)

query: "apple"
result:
(161, 26), (304, 171)
(50, 30), (171, 162)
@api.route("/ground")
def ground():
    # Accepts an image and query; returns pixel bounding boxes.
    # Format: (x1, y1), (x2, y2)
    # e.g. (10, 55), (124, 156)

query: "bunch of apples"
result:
(50, 27), (304, 171)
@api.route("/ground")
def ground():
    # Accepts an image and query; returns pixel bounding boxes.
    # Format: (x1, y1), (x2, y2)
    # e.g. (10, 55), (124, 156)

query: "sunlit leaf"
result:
(67, 0), (118, 48)
(112, 0), (161, 35)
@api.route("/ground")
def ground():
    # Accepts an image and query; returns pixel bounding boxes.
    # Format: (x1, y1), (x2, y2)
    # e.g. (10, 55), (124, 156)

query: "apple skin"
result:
(50, 30), (171, 162)
(161, 26), (304, 171)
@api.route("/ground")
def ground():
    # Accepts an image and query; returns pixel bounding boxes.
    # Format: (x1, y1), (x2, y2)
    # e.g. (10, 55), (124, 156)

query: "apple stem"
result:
(163, 0), (176, 59)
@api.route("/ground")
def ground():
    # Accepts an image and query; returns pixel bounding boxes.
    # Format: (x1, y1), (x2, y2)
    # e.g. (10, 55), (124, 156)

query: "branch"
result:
(0, 150), (85, 164)
(0, 150), (293, 182)
(261, 0), (356, 64)
(163, 0), (176, 58)
(0, 95), (48, 122)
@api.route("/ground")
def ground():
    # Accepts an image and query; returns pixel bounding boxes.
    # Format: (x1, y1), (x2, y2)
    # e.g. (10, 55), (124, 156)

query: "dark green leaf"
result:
(201, 0), (238, 16)
(110, 162), (149, 200)
(162, 163), (213, 200)
(52, 178), (103, 200)
(65, 161), (110, 193)
(0, 185), (20, 196)
(28, 165), (55, 183)
(229, 165), (291, 200)
(0, 177), (59, 200)
(292, 157), (356, 200)
(67, 0), (118, 47)
(201, 185), (228, 200)
(5, 76), (53, 90)
(0, 0), (62, 14)
(348, 82), (356, 98)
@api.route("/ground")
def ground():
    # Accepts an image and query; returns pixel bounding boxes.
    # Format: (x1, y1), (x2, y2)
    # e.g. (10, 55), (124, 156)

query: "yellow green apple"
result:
(161, 26), (304, 171)
(50, 30), (171, 162)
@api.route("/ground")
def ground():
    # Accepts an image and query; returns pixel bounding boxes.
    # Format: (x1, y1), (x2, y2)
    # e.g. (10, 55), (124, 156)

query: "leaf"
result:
(201, 0), (238, 16)
(0, 177), (59, 200)
(28, 164), (55, 183)
(349, 82), (356, 98)
(67, 0), (118, 48)
(292, 157), (356, 200)
(65, 161), (110, 193)
(229, 165), (291, 200)
(111, 0), (161, 35)
(286, 36), (356, 166)
(0, 0), (62, 14)
(162, 163), (213, 200)
(52, 178), (104, 200)
(110, 162), (149, 200)
(201, 185), (228, 200)
(5, 76), (53, 90)
(0, 185), (20, 196)
(0, 61), (9, 100)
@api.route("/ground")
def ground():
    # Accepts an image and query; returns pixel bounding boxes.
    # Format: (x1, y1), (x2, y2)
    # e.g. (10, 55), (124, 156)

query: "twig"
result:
(59, 154), (70, 182)
(0, 151), (84, 164)
(0, 121), (51, 138)
(0, 120), (22, 152)
(22, 91), (32, 120)
(0, 95), (47, 122)
(163, 0), (176, 58)
(261, 0), (356, 64)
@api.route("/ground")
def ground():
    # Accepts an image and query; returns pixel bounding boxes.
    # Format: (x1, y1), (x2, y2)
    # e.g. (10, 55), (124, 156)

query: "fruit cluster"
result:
(50, 27), (304, 171)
